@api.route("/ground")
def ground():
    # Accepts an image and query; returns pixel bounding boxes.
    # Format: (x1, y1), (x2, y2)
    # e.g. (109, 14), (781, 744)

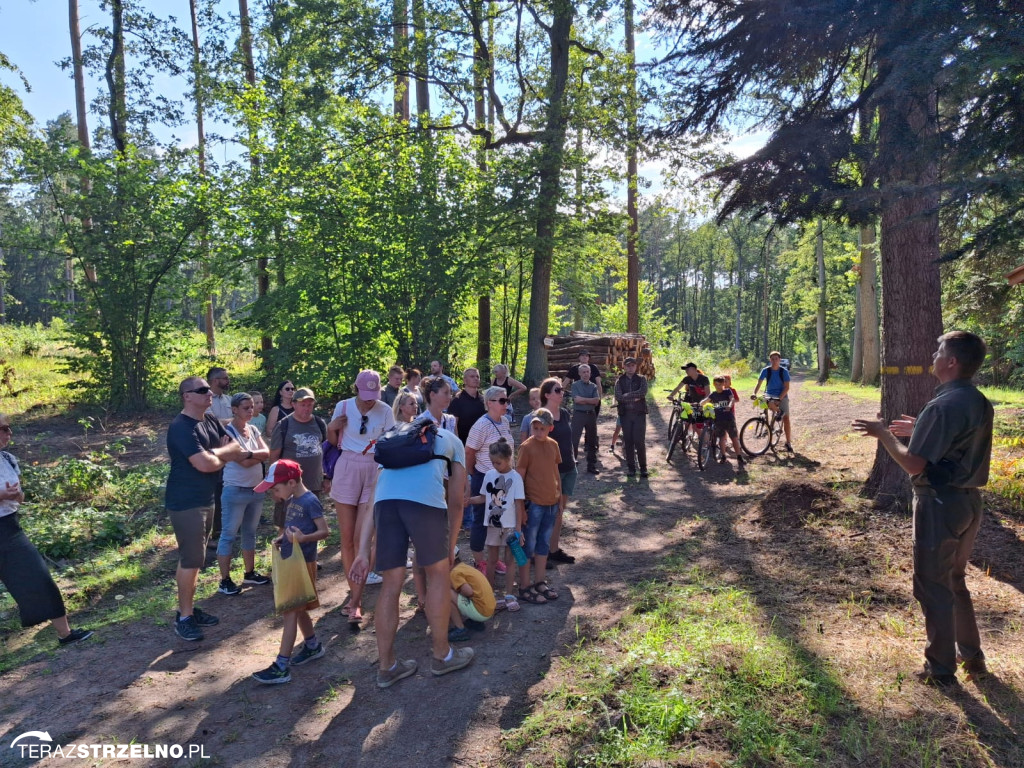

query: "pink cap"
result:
(355, 370), (381, 401)
(254, 459), (302, 493)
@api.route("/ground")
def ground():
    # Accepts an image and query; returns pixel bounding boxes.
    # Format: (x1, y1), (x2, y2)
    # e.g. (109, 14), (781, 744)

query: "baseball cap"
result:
(624, 356), (637, 365)
(293, 387), (316, 401)
(355, 370), (382, 401)
(578, 349), (590, 357)
(683, 361), (697, 370)
(254, 459), (302, 492)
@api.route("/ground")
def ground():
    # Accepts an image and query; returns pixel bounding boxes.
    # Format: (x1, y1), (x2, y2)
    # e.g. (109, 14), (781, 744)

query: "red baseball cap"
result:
(254, 459), (302, 493)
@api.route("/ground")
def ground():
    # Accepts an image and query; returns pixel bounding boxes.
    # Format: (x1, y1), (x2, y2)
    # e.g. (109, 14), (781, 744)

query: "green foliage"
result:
(19, 454), (166, 560)
(601, 280), (673, 348)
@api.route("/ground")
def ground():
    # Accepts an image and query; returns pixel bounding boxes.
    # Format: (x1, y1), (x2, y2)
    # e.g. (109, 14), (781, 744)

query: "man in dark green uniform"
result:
(853, 331), (993, 686)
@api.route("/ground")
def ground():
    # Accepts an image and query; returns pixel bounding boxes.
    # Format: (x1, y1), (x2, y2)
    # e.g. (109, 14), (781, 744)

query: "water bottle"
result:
(506, 531), (528, 566)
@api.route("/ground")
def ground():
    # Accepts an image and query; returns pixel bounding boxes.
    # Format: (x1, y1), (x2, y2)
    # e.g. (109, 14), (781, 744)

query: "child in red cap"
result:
(252, 459), (329, 684)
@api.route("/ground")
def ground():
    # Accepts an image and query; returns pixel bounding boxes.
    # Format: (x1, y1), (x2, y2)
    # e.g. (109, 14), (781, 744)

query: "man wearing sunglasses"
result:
(166, 377), (248, 641)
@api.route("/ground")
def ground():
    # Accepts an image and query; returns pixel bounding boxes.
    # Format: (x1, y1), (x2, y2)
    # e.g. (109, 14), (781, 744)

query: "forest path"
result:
(3, 374), (1023, 767)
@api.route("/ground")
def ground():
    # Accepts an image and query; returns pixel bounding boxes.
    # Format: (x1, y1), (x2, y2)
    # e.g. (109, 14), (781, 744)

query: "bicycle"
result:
(739, 395), (784, 456)
(695, 402), (719, 471)
(666, 396), (699, 462)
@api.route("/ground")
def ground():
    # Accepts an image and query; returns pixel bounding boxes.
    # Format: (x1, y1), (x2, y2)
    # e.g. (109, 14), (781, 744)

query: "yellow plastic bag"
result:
(272, 543), (317, 613)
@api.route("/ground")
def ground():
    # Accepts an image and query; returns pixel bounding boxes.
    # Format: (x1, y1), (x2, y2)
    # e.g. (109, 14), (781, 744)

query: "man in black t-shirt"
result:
(166, 376), (246, 641)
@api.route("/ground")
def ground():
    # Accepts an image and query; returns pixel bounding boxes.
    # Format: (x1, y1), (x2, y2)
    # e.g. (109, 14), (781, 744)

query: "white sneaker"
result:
(365, 571), (383, 586)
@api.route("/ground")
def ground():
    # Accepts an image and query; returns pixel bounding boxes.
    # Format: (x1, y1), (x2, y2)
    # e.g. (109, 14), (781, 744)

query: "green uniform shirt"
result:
(908, 379), (993, 488)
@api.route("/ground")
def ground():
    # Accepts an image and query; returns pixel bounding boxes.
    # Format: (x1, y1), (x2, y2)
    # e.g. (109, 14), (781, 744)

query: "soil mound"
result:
(751, 481), (840, 529)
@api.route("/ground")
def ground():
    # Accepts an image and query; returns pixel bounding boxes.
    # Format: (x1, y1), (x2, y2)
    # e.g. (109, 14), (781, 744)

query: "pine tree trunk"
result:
(412, 0), (430, 123)
(851, 281), (863, 381)
(860, 222), (881, 385)
(864, 89), (943, 507)
(189, 0), (216, 356)
(816, 220), (828, 382)
(523, 3), (573, 386)
(69, 0), (95, 285)
(393, 0), (410, 120)
(624, 0), (639, 334)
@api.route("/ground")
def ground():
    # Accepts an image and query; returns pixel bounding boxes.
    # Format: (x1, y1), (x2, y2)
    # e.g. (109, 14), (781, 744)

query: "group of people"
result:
(0, 330), (995, 692)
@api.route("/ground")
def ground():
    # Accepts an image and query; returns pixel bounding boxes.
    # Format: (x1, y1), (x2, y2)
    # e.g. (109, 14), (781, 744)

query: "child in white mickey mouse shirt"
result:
(467, 438), (525, 611)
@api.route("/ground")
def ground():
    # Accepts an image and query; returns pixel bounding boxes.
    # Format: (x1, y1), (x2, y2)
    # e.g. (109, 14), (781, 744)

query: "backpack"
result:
(321, 401), (348, 480)
(374, 415), (452, 472)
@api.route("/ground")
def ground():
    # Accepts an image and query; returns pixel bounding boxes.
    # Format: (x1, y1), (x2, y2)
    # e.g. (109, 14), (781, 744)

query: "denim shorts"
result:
(523, 502), (558, 558)
(218, 485), (265, 556)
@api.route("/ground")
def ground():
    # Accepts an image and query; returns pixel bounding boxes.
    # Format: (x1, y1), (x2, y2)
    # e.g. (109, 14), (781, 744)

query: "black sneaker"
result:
(191, 606), (220, 627)
(463, 618), (487, 632)
(243, 571), (270, 586)
(218, 578), (241, 595)
(548, 549), (576, 564)
(639, 471), (650, 479)
(587, 466), (600, 474)
(58, 628), (93, 646)
(448, 627), (471, 643)
(784, 443), (794, 452)
(253, 662), (291, 685)
(291, 642), (326, 666)
(175, 615), (204, 641)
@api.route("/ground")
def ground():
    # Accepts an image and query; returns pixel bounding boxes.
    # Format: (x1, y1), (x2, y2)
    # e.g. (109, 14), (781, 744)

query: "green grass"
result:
(803, 378), (881, 402)
(504, 566), (847, 767)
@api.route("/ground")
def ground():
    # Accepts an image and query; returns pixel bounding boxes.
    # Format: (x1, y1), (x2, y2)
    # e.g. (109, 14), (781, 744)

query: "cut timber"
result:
(545, 331), (655, 379)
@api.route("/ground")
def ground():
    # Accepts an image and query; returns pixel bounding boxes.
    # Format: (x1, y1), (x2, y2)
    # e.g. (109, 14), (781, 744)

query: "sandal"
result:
(518, 586), (547, 605)
(504, 594), (521, 612)
(534, 581), (559, 601)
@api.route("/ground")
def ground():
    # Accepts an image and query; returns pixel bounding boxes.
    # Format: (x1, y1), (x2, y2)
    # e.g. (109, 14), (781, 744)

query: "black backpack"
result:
(374, 415), (452, 472)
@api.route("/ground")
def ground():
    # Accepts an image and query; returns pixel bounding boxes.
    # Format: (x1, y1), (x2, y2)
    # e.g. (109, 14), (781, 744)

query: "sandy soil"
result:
(1, 375), (1022, 767)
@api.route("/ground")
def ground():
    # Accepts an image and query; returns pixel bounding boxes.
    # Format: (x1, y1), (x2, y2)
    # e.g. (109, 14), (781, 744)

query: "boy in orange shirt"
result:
(515, 409), (561, 604)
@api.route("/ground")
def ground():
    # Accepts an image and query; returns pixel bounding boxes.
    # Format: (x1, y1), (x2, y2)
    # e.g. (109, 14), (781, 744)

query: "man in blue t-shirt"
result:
(752, 351), (793, 451)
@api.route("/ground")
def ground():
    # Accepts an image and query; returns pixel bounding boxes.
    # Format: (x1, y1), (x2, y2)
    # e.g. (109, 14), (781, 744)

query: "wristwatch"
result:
(245, 450), (253, 460)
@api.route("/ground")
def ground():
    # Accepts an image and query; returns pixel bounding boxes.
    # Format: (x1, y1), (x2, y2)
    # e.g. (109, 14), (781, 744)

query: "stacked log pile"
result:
(545, 331), (655, 380)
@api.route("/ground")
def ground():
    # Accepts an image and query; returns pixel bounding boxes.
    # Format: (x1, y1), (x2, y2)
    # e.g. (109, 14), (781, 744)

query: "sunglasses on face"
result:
(359, 414), (369, 435)
(187, 386), (212, 395)
(489, 398), (509, 405)
(283, 386), (295, 392)
(551, 387), (563, 394)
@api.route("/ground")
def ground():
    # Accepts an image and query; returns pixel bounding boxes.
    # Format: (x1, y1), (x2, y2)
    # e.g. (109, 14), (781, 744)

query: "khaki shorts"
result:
(168, 506), (213, 569)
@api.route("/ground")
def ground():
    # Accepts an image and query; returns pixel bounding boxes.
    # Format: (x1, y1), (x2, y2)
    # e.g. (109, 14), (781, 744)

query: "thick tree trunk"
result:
(859, 222), (881, 385)
(523, 4), (573, 386)
(815, 220), (828, 382)
(472, 0), (490, 369)
(106, 0), (128, 153)
(864, 91), (943, 507)
(624, 0), (639, 333)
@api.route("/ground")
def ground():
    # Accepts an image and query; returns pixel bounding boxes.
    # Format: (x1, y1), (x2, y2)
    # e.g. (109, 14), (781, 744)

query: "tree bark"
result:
(412, 0), (430, 124)
(859, 222), (881, 385)
(851, 280), (863, 381)
(393, 0), (410, 121)
(189, 0), (216, 356)
(864, 87), (943, 507)
(815, 220), (828, 382)
(238, 0), (271, 360)
(523, 3), (573, 386)
(69, 0), (94, 288)
(105, 0), (128, 153)
(472, 0), (490, 369)
(624, 0), (639, 334)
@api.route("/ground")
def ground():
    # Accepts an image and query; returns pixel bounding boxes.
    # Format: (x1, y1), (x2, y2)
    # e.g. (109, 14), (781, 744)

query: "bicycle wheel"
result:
(697, 424), (716, 470)
(740, 417), (772, 456)
(668, 407), (678, 442)
(667, 420), (685, 462)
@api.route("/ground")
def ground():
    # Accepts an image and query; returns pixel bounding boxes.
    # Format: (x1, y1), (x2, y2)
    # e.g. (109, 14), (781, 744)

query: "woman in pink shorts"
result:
(327, 370), (395, 625)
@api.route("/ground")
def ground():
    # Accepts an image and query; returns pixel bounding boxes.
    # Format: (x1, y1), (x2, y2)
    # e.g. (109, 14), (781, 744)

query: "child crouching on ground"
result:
(515, 409), (561, 605)
(448, 561), (496, 641)
(252, 460), (329, 684)
(467, 438), (525, 612)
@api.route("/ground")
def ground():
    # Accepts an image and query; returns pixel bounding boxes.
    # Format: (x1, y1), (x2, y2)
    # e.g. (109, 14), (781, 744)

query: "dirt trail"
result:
(2, 375), (1023, 767)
